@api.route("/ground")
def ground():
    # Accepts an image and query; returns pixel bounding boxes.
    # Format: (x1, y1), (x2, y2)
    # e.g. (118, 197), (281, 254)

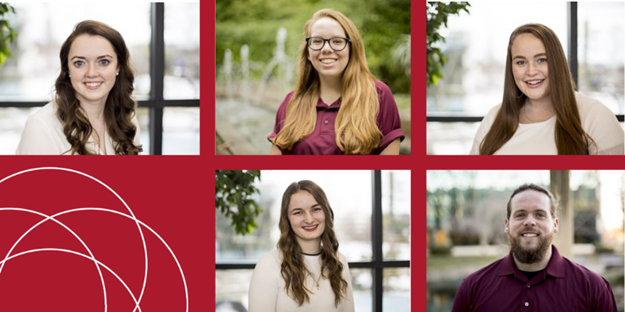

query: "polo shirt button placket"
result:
(324, 119), (329, 125)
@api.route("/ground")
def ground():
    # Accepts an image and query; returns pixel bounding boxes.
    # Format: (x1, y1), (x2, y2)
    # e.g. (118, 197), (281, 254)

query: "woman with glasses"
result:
(16, 20), (142, 155)
(268, 9), (404, 155)
(248, 180), (355, 312)
(470, 23), (624, 155)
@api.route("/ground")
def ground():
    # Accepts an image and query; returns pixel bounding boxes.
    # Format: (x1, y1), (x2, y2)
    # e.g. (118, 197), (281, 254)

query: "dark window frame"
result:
(426, 2), (625, 123)
(0, 3), (201, 155)
(215, 170), (411, 312)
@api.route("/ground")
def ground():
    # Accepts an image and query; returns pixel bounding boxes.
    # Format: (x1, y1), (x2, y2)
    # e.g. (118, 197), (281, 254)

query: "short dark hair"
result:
(506, 183), (558, 219)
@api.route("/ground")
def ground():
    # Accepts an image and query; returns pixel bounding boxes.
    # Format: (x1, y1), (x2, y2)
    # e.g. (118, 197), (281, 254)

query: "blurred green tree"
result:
(216, 0), (411, 94)
(426, 1), (470, 87)
(215, 170), (263, 235)
(0, 3), (17, 65)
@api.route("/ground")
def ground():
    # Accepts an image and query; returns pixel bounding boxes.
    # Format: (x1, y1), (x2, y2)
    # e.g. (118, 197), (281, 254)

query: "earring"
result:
(69, 74), (71, 78)
(505, 228), (509, 233)
(116, 72), (119, 76)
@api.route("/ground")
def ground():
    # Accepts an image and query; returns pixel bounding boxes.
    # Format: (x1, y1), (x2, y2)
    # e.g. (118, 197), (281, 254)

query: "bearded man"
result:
(451, 184), (617, 312)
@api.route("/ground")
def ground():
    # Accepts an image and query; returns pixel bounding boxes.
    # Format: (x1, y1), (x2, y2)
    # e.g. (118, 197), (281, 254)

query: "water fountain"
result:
(217, 28), (294, 154)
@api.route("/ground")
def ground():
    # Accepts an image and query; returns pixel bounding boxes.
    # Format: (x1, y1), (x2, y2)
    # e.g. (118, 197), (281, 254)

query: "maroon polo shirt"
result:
(268, 81), (405, 155)
(451, 245), (617, 312)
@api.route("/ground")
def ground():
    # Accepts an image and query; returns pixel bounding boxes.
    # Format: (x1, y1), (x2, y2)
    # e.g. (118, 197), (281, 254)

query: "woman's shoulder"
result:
(256, 249), (282, 268)
(28, 102), (57, 119)
(374, 80), (392, 96)
(575, 92), (614, 116)
(480, 103), (503, 125)
(26, 102), (61, 128)
(337, 251), (348, 264)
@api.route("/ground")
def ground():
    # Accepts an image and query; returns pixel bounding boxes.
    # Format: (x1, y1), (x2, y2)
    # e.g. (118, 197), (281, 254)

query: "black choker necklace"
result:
(302, 251), (322, 256)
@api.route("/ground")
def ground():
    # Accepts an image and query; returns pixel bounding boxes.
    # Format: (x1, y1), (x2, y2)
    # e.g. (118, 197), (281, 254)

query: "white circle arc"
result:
(0, 167), (189, 312)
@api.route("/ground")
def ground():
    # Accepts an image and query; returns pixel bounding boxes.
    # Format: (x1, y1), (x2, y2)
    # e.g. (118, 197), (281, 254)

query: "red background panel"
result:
(0, 158), (211, 311)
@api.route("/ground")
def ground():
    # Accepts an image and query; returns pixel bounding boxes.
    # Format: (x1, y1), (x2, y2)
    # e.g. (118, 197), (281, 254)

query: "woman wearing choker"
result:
(16, 20), (142, 155)
(248, 180), (355, 312)
(470, 23), (623, 155)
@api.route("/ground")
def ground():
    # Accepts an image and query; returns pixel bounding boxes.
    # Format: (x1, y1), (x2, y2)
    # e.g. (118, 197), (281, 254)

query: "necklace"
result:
(311, 272), (323, 290)
(305, 256), (323, 290)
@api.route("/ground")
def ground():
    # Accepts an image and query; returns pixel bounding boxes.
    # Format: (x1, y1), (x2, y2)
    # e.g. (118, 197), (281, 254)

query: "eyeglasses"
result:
(306, 37), (351, 51)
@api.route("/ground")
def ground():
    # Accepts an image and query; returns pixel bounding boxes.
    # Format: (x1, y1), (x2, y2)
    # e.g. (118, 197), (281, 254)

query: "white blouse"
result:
(16, 102), (141, 155)
(248, 249), (355, 312)
(470, 92), (624, 155)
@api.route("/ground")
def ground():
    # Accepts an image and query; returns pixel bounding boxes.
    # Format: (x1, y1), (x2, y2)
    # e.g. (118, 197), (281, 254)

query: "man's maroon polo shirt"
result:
(451, 245), (617, 312)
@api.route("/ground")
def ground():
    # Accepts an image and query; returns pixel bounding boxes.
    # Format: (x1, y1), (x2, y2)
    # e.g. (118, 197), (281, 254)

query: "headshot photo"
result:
(0, 2), (199, 155)
(427, 170), (624, 311)
(215, 170), (410, 311)
(215, 0), (411, 155)
(426, 2), (625, 155)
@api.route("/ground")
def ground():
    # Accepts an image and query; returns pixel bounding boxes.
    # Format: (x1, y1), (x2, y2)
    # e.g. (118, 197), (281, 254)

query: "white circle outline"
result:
(0, 167), (189, 312)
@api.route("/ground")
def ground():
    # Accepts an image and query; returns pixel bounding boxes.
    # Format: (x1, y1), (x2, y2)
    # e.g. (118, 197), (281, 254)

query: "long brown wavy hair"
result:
(272, 9), (381, 154)
(479, 23), (592, 155)
(278, 180), (348, 307)
(55, 20), (142, 155)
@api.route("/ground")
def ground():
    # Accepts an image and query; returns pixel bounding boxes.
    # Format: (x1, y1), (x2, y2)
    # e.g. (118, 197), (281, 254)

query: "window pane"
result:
(162, 107), (199, 155)
(578, 2), (624, 114)
(215, 269), (253, 310)
(351, 268), (373, 312)
(0, 107), (35, 154)
(216, 170), (373, 263)
(137, 107), (150, 155)
(427, 122), (480, 155)
(427, 2), (567, 115)
(164, 3), (200, 99)
(384, 268), (410, 312)
(382, 171), (411, 260)
(0, 3), (151, 101)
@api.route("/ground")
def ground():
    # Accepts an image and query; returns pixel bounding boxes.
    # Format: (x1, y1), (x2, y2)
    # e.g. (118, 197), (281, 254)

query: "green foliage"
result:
(426, 2), (470, 87)
(0, 3), (17, 65)
(360, 0), (411, 93)
(216, 0), (411, 93)
(215, 170), (263, 235)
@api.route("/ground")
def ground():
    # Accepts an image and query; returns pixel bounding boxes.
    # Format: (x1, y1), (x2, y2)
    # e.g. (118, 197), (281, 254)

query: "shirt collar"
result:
(316, 97), (342, 109)
(498, 245), (565, 278)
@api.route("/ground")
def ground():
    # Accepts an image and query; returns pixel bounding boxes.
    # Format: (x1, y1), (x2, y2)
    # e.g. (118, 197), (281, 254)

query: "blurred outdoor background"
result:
(427, 170), (625, 312)
(0, 2), (199, 155)
(427, 2), (625, 154)
(215, 0), (411, 155)
(215, 170), (410, 312)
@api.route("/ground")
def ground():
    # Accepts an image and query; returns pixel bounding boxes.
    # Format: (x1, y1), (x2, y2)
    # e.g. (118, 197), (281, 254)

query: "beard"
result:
(509, 227), (553, 264)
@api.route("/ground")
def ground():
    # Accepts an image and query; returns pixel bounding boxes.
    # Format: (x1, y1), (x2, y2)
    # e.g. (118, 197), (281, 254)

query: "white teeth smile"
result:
(85, 82), (102, 87)
(320, 59), (336, 64)
(527, 80), (543, 85)
(303, 225), (318, 230)
(522, 233), (537, 237)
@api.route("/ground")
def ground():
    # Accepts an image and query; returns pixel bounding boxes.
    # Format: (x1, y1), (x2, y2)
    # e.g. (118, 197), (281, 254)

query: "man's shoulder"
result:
(561, 255), (611, 285)
(461, 257), (507, 285)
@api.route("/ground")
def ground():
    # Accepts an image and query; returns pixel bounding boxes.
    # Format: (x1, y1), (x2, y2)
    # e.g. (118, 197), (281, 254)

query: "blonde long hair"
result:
(272, 9), (381, 154)
(278, 180), (348, 307)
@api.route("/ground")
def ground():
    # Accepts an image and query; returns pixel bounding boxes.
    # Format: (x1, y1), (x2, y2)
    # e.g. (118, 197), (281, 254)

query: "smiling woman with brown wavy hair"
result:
(268, 9), (404, 155)
(470, 23), (623, 155)
(249, 180), (354, 312)
(16, 20), (142, 155)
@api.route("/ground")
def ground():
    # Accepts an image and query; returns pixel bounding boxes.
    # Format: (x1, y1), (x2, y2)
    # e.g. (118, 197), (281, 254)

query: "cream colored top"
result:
(470, 92), (624, 155)
(16, 102), (141, 155)
(248, 249), (355, 312)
